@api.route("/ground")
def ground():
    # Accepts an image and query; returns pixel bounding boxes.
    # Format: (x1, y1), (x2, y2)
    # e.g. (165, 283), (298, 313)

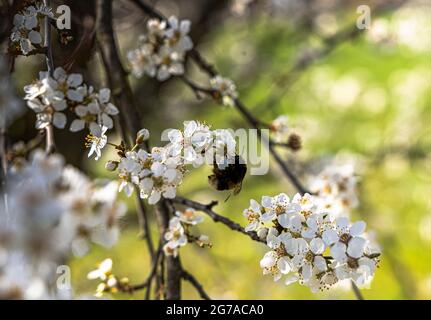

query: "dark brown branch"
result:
(172, 197), (264, 244)
(43, 0), (55, 155)
(181, 269), (211, 300)
(96, 0), (142, 146)
(155, 200), (182, 299)
(96, 0), (182, 300)
(136, 195), (155, 261)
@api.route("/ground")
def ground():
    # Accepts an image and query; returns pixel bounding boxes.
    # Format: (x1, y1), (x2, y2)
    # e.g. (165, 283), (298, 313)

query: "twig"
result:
(96, 0), (183, 300)
(172, 197), (264, 244)
(136, 195), (155, 261)
(43, 0), (55, 155)
(351, 281), (364, 300)
(129, 241), (163, 293)
(181, 269), (211, 300)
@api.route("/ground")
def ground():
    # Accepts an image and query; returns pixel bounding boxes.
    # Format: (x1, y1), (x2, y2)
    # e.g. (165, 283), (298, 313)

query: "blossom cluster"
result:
(0, 150), (125, 299)
(127, 16), (193, 81)
(10, 2), (53, 55)
(24, 67), (118, 133)
(163, 208), (209, 257)
(108, 121), (237, 205)
(309, 163), (359, 218)
(243, 193), (380, 292)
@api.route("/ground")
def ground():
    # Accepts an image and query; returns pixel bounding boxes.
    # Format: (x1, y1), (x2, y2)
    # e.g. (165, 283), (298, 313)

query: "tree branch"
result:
(181, 269), (211, 300)
(95, 0), (182, 300)
(43, 0), (55, 155)
(172, 197), (264, 244)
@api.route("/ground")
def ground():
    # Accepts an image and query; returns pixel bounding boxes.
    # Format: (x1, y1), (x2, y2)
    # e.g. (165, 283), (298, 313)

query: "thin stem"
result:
(172, 197), (264, 244)
(181, 269), (211, 300)
(136, 195), (155, 261)
(43, 0), (56, 154)
(43, 0), (54, 74)
(351, 281), (364, 300)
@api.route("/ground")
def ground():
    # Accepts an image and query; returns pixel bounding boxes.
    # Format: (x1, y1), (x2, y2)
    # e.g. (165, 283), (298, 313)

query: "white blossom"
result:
(24, 67), (118, 134)
(270, 115), (289, 142)
(86, 125), (108, 161)
(243, 192), (381, 292)
(127, 16), (193, 81)
(175, 208), (204, 225)
(210, 76), (238, 107)
(163, 217), (187, 257)
(165, 16), (193, 54)
(166, 120), (213, 167)
(87, 259), (113, 281)
(10, 4), (53, 56)
(243, 199), (262, 232)
(309, 162), (359, 218)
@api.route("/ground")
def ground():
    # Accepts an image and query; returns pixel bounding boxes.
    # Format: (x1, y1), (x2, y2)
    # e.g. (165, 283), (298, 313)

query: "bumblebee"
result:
(208, 155), (247, 197)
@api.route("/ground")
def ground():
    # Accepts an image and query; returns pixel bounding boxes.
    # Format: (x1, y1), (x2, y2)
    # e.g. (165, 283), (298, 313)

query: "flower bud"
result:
(136, 128), (150, 144)
(105, 160), (119, 171)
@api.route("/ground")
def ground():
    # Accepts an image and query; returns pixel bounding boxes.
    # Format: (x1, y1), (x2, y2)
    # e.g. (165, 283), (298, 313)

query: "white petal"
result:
(260, 251), (276, 268)
(277, 257), (291, 274)
(336, 217), (350, 232)
(54, 67), (67, 81)
(302, 263), (312, 281)
(90, 123), (102, 136)
(322, 229), (339, 246)
(314, 256), (327, 272)
(250, 199), (260, 212)
(104, 103), (119, 115)
(180, 20), (191, 34)
(75, 105), (88, 117)
(285, 274), (299, 286)
(88, 101), (100, 114)
(24, 15), (38, 30)
(28, 30), (42, 44)
(350, 221), (366, 236)
(347, 237), (367, 258)
(261, 196), (273, 208)
(162, 186), (176, 199)
(52, 112), (67, 129)
(99, 88), (111, 103)
(67, 74), (83, 87)
(52, 99), (67, 111)
(67, 89), (84, 102)
(310, 238), (325, 255)
(277, 214), (290, 228)
(330, 242), (347, 262)
(101, 113), (114, 129)
(70, 119), (86, 132)
(148, 191), (161, 205)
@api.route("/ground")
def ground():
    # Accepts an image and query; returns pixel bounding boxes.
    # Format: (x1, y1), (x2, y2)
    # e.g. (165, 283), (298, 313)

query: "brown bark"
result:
(95, 0), (182, 300)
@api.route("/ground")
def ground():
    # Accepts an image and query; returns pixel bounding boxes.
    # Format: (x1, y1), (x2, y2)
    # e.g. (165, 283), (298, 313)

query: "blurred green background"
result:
(8, 0), (431, 299)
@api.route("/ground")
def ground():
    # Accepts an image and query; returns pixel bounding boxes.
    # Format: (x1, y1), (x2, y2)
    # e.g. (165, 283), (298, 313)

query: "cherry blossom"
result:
(210, 76), (238, 107)
(243, 192), (381, 292)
